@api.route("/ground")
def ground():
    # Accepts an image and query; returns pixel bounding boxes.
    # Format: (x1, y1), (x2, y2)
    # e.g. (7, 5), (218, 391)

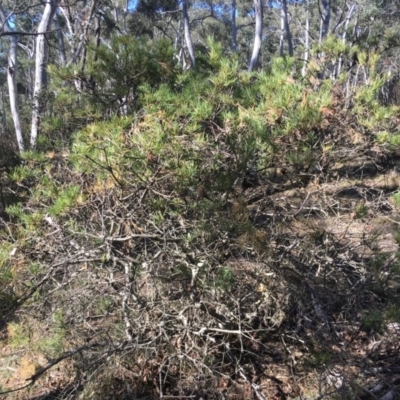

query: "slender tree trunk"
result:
(80, 0), (99, 73)
(1, 88), (6, 128)
(279, 0), (292, 57)
(182, 0), (195, 68)
(123, 0), (128, 32)
(28, 65), (34, 99)
(59, 5), (75, 49)
(317, 0), (330, 79)
(282, 0), (293, 56)
(279, 4), (285, 57)
(61, 1), (97, 67)
(319, 0), (331, 43)
(7, 36), (24, 152)
(31, 0), (59, 148)
(301, 0), (310, 76)
(302, 0), (310, 77)
(113, 6), (118, 25)
(248, 0), (263, 71)
(0, 5), (24, 152)
(173, 19), (183, 65)
(336, 4), (356, 77)
(231, 0), (237, 52)
(55, 13), (66, 66)
(94, 16), (101, 61)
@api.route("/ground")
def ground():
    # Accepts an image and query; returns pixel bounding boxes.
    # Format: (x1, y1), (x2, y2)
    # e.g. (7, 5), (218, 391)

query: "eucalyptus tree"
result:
(279, 0), (293, 56)
(30, 0), (59, 148)
(182, 0), (195, 68)
(231, 0), (237, 51)
(58, 0), (100, 67)
(319, 0), (330, 43)
(0, 4), (24, 151)
(301, 0), (310, 76)
(248, 0), (263, 71)
(54, 13), (66, 66)
(335, 2), (356, 77)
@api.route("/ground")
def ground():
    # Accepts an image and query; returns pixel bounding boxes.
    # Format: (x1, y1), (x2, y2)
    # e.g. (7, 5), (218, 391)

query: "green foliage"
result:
(8, 322), (30, 348)
(29, 262), (43, 275)
(89, 35), (177, 96)
(376, 131), (400, 149)
(48, 185), (81, 216)
(6, 203), (44, 234)
(4, 32), (400, 398)
(361, 310), (384, 333)
(384, 27), (400, 48)
(316, 35), (349, 58)
(0, 244), (13, 270)
(136, 43), (330, 199)
(46, 36), (179, 143)
(354, 201), (368, 219)
(0, 245), (15, 313)
(391, 256), (400, 276)
(214, 266), (236, 292)
(354, 88), (399, 134)
(385, 301), (400, 322)
(390, 192), (400, 208)
(36, 311), (66, 358)
(10, 164), (36, 183)
(303, 349), (333, 368)
(94, 296), (114, 315)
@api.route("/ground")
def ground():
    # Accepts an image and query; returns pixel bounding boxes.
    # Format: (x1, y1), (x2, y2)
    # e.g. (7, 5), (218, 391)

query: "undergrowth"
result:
(1, 38), (400, 399)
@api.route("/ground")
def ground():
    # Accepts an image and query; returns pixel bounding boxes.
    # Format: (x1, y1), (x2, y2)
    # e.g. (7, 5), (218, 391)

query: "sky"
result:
(128, 0), (139, 11)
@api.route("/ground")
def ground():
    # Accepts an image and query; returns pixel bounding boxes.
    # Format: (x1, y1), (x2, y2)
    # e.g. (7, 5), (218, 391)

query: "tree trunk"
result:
(231, 0), (237, 52)
(0, 5), (24, 152)
(79, 0), (98, 74)
(248, 0), (263, 71)
(55, 13), (66, 66)
(94, 16), (101, 61)
(123, 0), (128, 32)
(336, 3), (356, 77)
(319, 0), (331, 43)
(1, 88), (6, 128)
(7, 36), (24, 152)
(31, 0), (59, 148)
(302, 0), (310, 77)
(282, 0), (293, 56)
(182, 0), (195, 69)
(279, 3), (285, 56)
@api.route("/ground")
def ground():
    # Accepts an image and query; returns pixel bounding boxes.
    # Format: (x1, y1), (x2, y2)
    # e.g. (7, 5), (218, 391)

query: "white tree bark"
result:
(7, 36), (24, 152)
(173, 17), (183, 66)
(302, 0), (310, 77)
(336, 3), (356, 77)
(182, 0), (195, 68)
(281, 0), (293, 56)
(248, 0), (263, 71)
(30, 0), (59, 148)
(0, 5), (24, 152)
(231, 0), (237, 52)
(61, 0), (98, 68)
(279, 4), (285, 56)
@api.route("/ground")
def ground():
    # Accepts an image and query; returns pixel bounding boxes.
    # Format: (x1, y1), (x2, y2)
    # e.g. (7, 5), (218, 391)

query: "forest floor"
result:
(244, 134), (400, 399)
(1, 124), (400, 399)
